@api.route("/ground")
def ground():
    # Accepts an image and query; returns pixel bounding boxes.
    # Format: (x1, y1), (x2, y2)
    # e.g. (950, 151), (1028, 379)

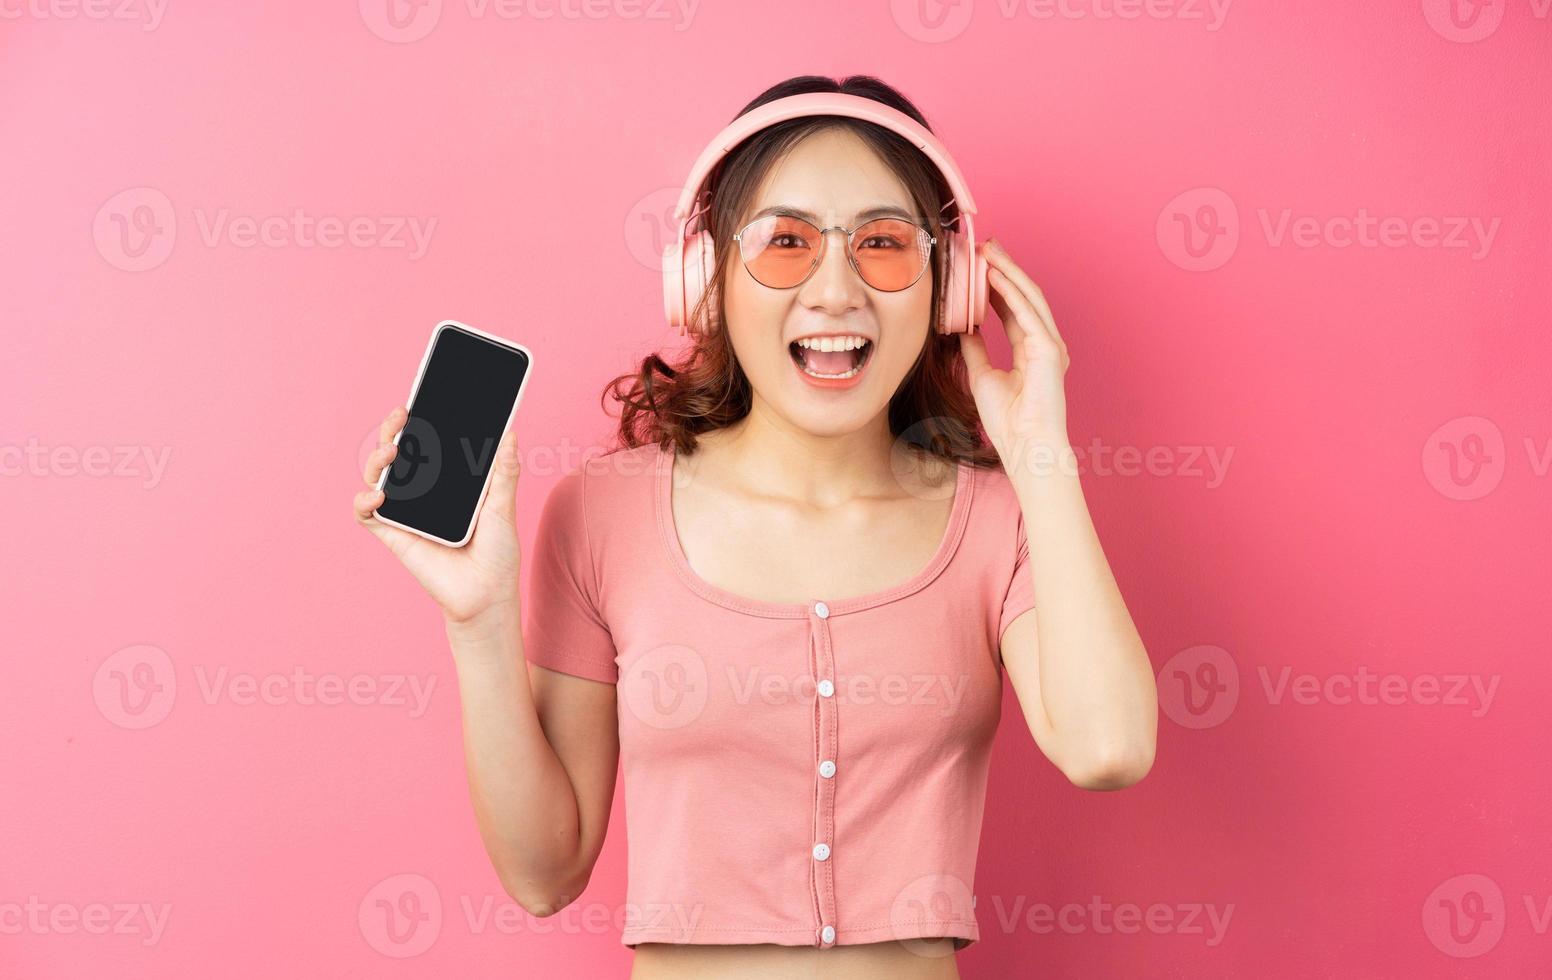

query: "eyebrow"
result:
(748, 204), (922, 226)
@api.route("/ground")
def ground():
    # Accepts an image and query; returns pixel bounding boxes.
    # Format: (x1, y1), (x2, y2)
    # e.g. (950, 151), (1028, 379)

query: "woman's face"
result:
(719, 127), (934, 438)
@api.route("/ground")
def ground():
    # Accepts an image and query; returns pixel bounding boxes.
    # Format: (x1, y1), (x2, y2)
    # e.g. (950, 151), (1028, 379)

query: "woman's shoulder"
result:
(963, 456), (1026, 537)
(540, 441), (661, 525)
(967, 455), (1019, 499)
(573, 441), (662, 484)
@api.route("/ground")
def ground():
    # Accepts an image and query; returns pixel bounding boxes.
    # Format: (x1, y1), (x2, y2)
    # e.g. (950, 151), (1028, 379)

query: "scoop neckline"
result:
(654, 440), (975, 618)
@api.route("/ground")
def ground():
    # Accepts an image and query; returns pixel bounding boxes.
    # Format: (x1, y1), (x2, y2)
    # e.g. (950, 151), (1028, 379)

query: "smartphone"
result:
(372, 320), (533, 548)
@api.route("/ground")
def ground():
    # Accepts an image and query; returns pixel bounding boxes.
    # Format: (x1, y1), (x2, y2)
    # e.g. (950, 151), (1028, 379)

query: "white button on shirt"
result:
(821, 924), (836, 943)
(814, 600), (829, 618)
(818, 760), (836, 778)
(816, 679), (835, 698)
(812, 842), (830, 861)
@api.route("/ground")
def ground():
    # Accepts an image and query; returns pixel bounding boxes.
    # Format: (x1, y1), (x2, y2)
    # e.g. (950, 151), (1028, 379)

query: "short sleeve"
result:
(523, 467), (618, 684)
(998, 507), (1037, 642)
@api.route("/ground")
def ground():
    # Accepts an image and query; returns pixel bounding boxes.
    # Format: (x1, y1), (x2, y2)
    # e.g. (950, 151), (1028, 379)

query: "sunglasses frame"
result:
(731, 212), (937, 293)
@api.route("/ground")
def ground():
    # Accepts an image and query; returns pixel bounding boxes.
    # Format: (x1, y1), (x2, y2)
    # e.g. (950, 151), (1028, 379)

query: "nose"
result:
(800, 228), (865, 314)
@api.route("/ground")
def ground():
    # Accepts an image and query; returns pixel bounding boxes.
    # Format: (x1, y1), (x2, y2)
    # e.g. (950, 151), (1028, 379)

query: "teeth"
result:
(796, 335), (868, 352)
(799, 362), (863, 379)
(791, 335), (871, 380)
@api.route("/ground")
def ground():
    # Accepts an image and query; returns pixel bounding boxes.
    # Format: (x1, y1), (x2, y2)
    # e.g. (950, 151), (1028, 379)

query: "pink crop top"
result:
(521, 441), (1036, 950)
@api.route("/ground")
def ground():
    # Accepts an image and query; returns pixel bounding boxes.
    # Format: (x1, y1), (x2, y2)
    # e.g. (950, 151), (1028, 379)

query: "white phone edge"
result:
(371, 318), (534, 549)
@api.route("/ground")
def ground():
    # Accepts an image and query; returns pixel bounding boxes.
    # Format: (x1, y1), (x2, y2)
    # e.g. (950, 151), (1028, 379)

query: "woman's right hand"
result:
(353, 405), (524, 626)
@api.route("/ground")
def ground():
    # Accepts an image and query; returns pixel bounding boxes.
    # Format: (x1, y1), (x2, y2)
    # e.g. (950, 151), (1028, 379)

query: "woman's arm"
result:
(446, 606), (619, 915)
(960, 240), (1158, 790)
(354, 408), (617, 914)
(1000, 442), (1157, 790)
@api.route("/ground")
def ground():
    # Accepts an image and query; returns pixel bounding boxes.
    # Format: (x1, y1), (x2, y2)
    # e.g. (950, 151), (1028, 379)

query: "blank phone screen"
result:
(375, 325), (530, 545)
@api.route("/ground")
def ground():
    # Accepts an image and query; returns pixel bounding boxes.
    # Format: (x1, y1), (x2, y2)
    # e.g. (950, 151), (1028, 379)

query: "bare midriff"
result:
(629, 938), (962, 980)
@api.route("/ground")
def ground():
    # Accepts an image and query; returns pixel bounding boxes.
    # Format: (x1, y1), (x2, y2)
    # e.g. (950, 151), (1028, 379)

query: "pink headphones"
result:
(662, 92), (990, 337)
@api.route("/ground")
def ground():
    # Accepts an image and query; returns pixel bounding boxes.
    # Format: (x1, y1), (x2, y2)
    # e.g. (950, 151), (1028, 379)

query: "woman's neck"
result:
(698, 397), (906, 508)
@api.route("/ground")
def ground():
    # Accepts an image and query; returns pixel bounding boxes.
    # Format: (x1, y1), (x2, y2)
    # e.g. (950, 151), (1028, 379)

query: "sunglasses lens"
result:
(737, 215), (820, 289)
(851, 218), (932, 291)
(737, 215), (932, 291)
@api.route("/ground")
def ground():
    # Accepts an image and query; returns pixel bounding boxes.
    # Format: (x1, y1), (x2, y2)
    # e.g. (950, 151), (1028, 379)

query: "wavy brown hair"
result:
(604, 74), (1001, 470)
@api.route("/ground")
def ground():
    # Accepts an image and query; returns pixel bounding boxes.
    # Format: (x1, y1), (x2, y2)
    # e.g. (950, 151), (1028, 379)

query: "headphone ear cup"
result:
(662, 230), (719, 336)
(683, 230), (718, 336)
(938, 232), (990, 335)
(662, 238), (688, 335)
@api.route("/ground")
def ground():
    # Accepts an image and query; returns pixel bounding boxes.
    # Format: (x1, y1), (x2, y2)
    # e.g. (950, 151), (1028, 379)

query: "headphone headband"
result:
(670, 92), (980, 226)
(661, 90), (989, 336)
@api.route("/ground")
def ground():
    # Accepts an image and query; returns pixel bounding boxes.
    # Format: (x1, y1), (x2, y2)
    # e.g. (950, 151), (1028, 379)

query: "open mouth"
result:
(788, 336), (874, 381)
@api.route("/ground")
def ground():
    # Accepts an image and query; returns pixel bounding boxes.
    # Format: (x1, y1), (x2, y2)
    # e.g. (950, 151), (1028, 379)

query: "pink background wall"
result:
(3, 2), (1549, 977)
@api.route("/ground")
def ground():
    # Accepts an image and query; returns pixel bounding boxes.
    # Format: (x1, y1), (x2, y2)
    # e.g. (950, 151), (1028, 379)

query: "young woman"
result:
(354, 75), (1157, 979)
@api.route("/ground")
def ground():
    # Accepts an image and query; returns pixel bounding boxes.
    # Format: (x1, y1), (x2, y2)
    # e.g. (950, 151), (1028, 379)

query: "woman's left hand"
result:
(958, 238), (1072, 464)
